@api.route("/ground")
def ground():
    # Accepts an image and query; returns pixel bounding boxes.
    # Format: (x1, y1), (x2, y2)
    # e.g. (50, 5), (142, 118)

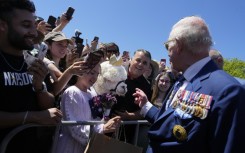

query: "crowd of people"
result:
(0, 0), (245, 153)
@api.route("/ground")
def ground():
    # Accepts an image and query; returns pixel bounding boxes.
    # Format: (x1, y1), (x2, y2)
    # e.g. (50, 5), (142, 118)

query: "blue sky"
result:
(34, 0), (245, 66)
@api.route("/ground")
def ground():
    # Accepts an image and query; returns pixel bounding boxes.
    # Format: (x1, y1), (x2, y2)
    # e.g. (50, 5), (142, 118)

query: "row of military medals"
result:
(170, 89), (213, 141)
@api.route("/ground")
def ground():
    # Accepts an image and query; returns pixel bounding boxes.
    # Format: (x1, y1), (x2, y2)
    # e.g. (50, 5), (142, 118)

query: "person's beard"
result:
(8, 25), (35, 51)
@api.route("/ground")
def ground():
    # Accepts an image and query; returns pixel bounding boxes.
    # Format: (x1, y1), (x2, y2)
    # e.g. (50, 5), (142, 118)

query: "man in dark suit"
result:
(133, 16), (245, 153)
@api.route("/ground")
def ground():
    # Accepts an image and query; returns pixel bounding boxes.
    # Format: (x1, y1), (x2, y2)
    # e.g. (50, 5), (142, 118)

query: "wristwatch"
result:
(33, 82), (47, 93)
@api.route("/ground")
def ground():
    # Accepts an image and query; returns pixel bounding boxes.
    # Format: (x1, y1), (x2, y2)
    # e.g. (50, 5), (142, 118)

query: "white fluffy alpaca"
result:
(92, 56), (127, 96)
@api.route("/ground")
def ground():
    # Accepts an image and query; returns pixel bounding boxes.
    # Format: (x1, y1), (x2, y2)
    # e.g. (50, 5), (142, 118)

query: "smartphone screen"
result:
(66, 7), (75, 21)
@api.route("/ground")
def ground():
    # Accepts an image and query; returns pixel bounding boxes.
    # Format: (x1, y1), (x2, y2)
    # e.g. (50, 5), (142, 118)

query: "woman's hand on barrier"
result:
(103, 116), (121, 133)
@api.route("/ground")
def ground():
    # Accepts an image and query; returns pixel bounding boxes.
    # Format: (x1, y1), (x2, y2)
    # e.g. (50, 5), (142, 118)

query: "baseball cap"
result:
(34, 16), (44, 23)
(44, 31), (73, 45)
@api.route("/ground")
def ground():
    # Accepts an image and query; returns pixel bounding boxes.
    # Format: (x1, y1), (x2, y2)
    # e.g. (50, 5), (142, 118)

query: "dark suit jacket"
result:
(145, 60), (245, 153)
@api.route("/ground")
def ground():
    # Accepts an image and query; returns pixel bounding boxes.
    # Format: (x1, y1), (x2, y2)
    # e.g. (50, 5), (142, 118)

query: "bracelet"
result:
(22, 111), (29, 125)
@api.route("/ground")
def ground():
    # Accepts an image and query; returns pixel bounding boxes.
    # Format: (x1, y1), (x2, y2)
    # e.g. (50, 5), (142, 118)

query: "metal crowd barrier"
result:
(0, 120), (150, 153)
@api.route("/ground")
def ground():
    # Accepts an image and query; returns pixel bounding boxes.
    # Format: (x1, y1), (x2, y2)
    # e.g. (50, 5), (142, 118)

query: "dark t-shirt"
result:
(112, 75), (152, 113)
(0, 52), (38, 112)
(0, 51), (51, 153)
(111, 74), (152, 144)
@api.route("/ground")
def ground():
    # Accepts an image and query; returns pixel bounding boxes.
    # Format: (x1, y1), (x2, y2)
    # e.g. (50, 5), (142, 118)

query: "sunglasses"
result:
(163, 38), (178, 50)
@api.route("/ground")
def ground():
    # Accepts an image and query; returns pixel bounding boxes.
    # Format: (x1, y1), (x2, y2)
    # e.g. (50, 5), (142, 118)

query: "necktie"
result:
(165, 75), (185, 110)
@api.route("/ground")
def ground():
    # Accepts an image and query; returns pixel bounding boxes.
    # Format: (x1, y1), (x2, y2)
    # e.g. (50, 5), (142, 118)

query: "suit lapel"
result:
(186, 60), (218, 92)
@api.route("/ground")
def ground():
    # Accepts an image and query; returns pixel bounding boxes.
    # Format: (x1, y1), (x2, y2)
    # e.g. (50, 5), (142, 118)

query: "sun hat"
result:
(44, 31), (73, 45)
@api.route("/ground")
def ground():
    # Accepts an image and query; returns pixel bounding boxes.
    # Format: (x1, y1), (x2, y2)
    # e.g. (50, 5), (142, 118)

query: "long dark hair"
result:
(151, 71), (175, 105)
(45, 40), (67, 72)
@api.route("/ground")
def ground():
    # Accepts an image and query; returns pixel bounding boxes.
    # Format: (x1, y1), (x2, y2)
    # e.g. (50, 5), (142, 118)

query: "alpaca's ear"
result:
(109, 54), (123, 66)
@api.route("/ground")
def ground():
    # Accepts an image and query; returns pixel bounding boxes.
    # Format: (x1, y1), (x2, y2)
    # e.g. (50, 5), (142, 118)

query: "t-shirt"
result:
(0, 51), (49, 153)
(113, 75), (152, 113)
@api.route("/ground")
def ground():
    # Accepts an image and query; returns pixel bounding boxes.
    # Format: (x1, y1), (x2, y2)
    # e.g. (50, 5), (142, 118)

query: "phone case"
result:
(93, 36), (99, 41)
(66, 7), (75, 20)
(47, 15), (56, 27)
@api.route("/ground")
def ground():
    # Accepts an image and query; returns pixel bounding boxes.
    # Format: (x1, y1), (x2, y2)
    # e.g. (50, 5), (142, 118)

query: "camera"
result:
(72, 29), (84, 57)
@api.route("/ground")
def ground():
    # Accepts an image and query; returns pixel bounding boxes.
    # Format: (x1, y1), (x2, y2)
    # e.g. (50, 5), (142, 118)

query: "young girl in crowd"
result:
(43, 31), (84, 98)
(44, 31), (73, 73)
(151, 71), (175, 108)
(53, 63), (121, 153)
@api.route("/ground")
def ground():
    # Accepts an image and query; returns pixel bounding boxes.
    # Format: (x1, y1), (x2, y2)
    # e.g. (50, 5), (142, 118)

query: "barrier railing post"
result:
(134, 122), (140, 146)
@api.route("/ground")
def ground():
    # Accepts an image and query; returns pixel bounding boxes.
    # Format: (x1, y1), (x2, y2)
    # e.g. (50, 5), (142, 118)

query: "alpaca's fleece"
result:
(93, 61), (127, 96)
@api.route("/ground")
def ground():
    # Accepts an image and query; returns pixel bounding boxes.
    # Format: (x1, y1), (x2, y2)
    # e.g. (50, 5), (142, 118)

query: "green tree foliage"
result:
(223, 58), (245, 79)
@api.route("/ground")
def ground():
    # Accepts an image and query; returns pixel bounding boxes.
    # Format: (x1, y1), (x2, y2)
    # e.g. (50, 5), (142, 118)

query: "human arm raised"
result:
(51, 61), (89, 96)
(36, 20), (52, 35)
(52, 13), (70, 32)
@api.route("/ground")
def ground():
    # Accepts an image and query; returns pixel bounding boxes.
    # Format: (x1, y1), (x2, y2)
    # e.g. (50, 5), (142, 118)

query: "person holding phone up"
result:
(81, 36), (100, 57)
(43, 32), (85, 97)
(53, 7), (75, 32)
(35, 16), (53, 35)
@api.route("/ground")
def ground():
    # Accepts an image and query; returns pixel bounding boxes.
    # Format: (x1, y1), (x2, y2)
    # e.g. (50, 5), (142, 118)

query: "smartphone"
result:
(93, 36), (99, 42)
(65, 7), (75, 21)
(160, 58), (166, 67)
(47, 15), (56, 29)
